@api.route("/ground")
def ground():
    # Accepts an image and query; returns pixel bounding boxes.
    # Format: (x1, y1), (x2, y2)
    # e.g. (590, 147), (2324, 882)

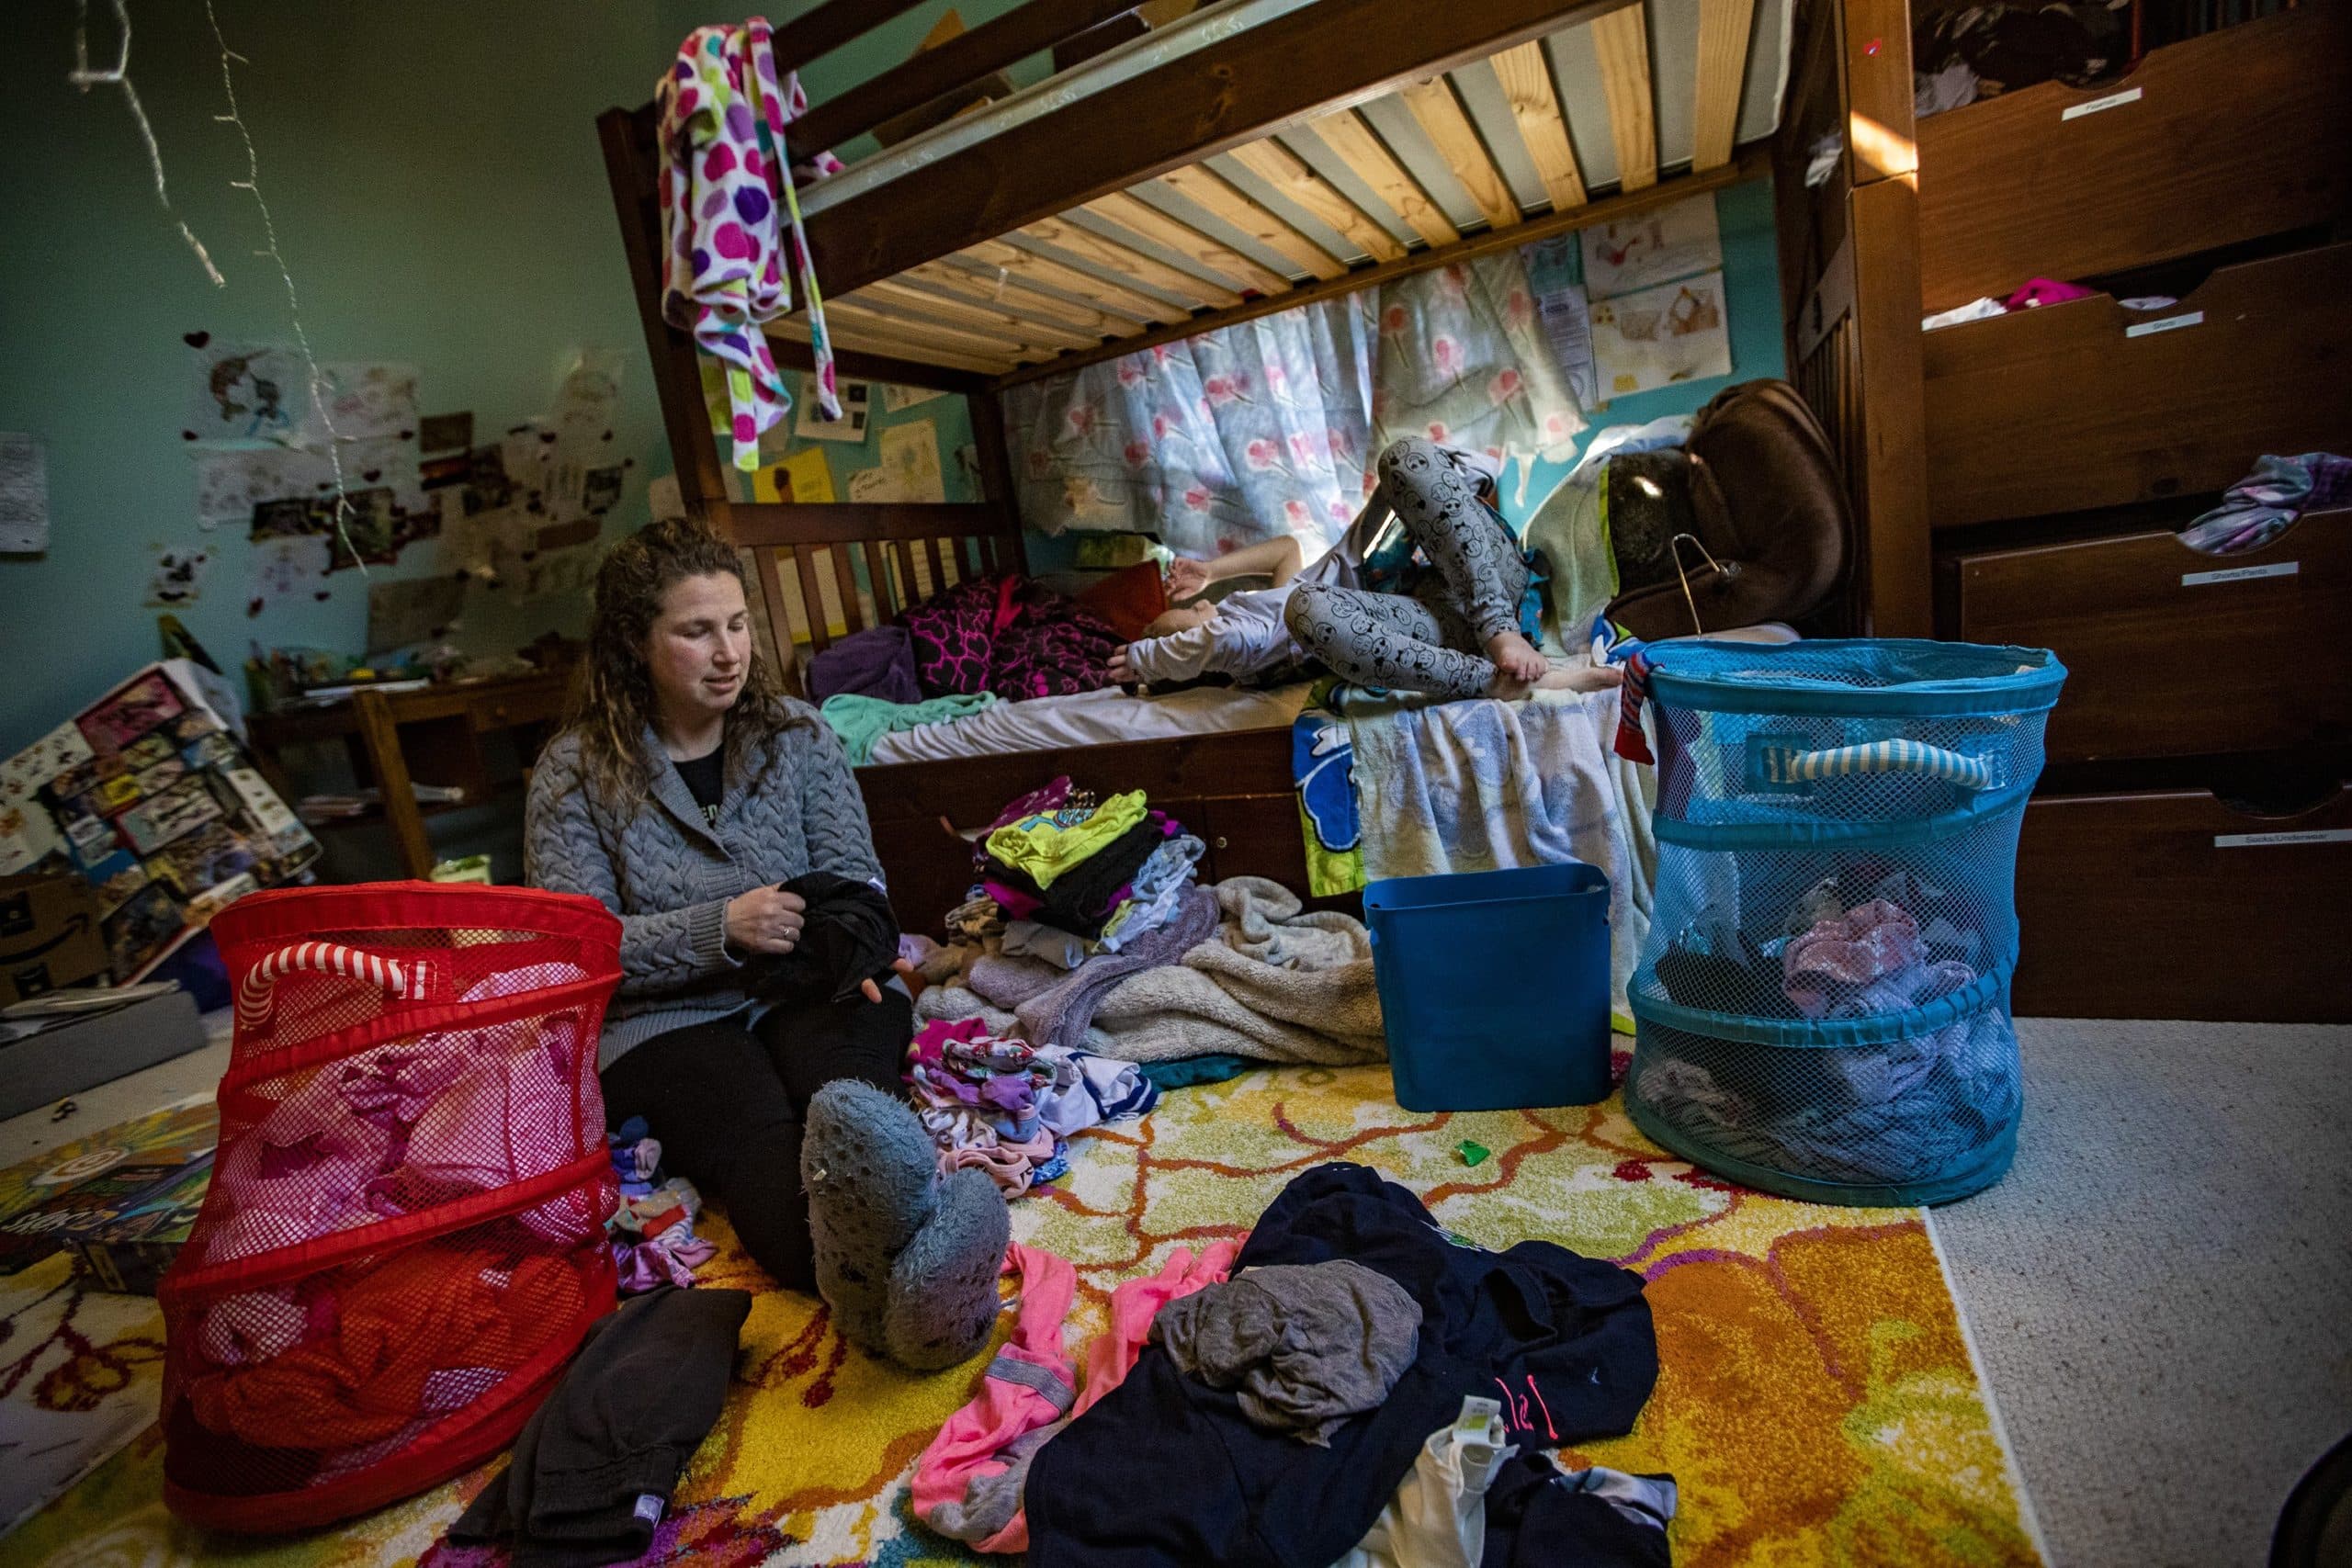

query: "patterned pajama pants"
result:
(1284, 436), (1532, 698)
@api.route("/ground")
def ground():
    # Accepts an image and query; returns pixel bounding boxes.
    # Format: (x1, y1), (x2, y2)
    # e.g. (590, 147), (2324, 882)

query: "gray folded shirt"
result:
(1150, 1258), (1422, 1445)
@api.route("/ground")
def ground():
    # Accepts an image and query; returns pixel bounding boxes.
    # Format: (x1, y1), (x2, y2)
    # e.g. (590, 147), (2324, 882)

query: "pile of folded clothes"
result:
(905, 1018), (1157, 1197)
(606, 1116), (718, 1291)
(967, 776), (1207, 962)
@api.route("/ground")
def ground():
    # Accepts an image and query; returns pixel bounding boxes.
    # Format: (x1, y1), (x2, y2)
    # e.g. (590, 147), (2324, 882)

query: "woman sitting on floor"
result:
(526, 518), (1006, 1369)
(1111, 435), (1623, 700)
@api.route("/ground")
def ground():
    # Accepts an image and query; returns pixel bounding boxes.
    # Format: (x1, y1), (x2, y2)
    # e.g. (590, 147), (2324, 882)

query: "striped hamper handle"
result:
(234, 941), (439, 1033)
(1753, 738), (1996, 791)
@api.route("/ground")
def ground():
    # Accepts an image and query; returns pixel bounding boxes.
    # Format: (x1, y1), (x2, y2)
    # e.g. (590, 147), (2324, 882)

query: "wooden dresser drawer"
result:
(1923, 243), (2352, 529)
(1944, 509), (2352, 762)
(1917, 6), (2350, 314)
(2013, 784), (2352, 1021)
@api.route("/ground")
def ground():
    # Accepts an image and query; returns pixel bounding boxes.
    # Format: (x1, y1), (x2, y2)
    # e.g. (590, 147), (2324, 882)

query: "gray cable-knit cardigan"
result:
(524, 698), (885, 1068)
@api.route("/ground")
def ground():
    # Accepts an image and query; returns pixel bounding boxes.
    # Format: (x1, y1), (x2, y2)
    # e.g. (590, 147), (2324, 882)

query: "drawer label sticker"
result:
(2125, 310), (2203, 338)
(2213, 829), (2352, 848)
(2062, 86), (2143, 120)
(2182, 560), (2297, 586)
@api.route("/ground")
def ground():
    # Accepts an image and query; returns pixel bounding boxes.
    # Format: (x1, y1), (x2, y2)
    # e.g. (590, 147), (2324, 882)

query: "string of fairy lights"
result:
(70, 0), (363, 568)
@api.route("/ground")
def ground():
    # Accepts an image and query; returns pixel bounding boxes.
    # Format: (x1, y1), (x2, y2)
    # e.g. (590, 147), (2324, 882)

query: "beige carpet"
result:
(1933, 1017), (2352, 1568)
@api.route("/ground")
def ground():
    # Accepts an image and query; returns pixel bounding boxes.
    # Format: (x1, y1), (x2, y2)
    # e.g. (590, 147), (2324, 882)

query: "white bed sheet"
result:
(862, 682), (1313, 766)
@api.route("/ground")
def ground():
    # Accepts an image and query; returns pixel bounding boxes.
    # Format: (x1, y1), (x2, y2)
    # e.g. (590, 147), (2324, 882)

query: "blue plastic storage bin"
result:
(1364, 863), (1612, 1112)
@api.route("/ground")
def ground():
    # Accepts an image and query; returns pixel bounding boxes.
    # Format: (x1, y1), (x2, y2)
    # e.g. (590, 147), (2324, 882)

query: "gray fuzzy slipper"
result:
(803, 1081), (942, 1352)
(883, 1168), (1011, 1371)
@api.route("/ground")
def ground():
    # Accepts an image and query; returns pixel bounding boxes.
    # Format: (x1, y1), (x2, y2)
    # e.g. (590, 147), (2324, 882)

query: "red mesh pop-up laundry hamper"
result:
(160, 883), (624, 1532)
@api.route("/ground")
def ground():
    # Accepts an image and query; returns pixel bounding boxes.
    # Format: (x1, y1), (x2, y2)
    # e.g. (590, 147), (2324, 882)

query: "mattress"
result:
(862, 682), (1314, 767)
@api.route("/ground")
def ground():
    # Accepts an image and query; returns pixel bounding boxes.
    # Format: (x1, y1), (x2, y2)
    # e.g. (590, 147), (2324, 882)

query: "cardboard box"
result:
(0, 874), (108, 1004)
(0, 987), (207, 1121)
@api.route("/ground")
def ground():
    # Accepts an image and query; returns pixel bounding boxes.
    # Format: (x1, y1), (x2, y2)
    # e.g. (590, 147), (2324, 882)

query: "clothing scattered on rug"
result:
(1482, 1454), (1679, 1568)
(986, 789), (1148, 887)
(800, 1080), (1009, 1371)
(913, 1240), (1240, 1554)
(1082, 877), (1387, 1066)
(1023, 1162), (1659, 1568)
(820, 691), (996, 765)
(1151, 1258), (1422, 1445)
(904, 1017), (1158, 1196)
(447, 1285), (752, 1568)
(1329, 1395), (1515, 1568)
(1137, 1053), (1256, 1090)
(655, 20), (842, 471)
(606, 1116), (718, 1292)
(2177, 452), (2350, 556)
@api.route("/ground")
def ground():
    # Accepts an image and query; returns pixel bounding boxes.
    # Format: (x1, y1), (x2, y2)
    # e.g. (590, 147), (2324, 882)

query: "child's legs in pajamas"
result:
(1375, 437), (1531, 646)
(1283, 581), (1496, 699)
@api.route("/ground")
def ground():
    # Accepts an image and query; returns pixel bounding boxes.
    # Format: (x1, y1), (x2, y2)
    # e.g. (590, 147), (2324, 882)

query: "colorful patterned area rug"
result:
(0, 1060), (2041, 1568)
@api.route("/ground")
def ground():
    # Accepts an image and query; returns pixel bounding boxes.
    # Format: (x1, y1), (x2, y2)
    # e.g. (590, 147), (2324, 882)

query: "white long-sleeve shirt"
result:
(1123, 451), (1504, 687)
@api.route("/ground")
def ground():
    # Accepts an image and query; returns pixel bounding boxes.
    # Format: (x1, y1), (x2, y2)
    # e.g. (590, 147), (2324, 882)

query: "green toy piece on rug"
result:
(1457, 1139), (1491, 1168)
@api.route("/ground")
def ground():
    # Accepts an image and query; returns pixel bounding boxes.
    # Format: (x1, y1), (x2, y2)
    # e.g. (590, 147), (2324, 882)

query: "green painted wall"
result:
(0, 1), (681, 758)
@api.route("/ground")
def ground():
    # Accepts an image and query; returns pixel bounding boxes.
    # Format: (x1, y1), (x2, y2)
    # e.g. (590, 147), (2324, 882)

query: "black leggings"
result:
(600, 987), (912, 1292)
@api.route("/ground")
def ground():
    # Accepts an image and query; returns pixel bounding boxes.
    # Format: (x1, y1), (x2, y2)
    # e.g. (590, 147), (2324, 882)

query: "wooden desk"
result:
(244, 671), (572, 879)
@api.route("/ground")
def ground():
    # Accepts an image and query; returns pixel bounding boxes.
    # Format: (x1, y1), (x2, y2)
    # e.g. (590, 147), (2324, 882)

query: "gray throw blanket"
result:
(966, 886), (1220, 1053)
(1086, 878), (1386, 1066)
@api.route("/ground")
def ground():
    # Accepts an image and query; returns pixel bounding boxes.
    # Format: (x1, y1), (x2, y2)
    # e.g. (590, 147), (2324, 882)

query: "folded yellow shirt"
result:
(984, 789), (1148, 889)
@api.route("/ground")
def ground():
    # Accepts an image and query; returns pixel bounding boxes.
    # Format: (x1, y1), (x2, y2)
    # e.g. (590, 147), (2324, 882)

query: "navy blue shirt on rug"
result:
(1024, 1162), (1659, 1568)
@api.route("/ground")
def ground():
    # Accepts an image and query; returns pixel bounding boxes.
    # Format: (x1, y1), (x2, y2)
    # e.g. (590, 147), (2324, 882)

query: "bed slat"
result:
(1491, 39), (1588, 212)
(1154, 165), (1348, 282)
(1691, 0), (1758, 171)
(1080, 191), (1294, 297)
(830, 543), (865, 635)
(1396, 77), (1522, 231)
(853, 278), (1101, 351)
(922, 536), (948, 594)
(792, 547), (833, 652)
(752, 545), (799, 690)
(907, 259), (1145, 339)
(1302, 108), (1462, 249)
(888, 540), (917, 610)
(1592, 3), (1659, 191)
(1226, 139), (1409, 264)
(1018, 215), (1244, 310)
(960, 238), (1185, 325)
(826, 299), (1060, 365)
(775, 317), (1007, 375)
(863, 539), (898, 617)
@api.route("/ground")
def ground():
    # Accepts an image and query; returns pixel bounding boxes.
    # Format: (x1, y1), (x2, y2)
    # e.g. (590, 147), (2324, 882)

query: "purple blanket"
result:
(968, 887), (1221, 1053)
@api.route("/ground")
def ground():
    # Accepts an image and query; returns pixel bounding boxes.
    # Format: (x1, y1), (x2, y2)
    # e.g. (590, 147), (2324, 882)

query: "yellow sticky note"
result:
(752, 447), (836, 503)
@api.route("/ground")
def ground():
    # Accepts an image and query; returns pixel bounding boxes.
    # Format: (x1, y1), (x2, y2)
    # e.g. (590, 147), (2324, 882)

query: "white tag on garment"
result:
(2062, 86), (2142, 120)
(634, 1493), (667, 1525)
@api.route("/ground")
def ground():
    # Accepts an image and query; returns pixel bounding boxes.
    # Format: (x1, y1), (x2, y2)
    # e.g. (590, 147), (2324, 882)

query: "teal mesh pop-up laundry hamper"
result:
(1622, 639), (2065, 1205)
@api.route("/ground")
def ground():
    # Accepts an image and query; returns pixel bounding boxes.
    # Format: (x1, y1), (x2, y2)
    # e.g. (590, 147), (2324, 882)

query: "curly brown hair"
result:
(566, 515), (795, 806)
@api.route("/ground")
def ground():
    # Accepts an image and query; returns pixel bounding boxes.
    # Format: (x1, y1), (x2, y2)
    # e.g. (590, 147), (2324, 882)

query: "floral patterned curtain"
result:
(1001, 247), (1587, 558)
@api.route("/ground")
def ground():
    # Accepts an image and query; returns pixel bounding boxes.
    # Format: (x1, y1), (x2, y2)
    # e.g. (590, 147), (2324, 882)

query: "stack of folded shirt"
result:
(904, 1018), (1158, 1196)
(969, 776), (1207, 966)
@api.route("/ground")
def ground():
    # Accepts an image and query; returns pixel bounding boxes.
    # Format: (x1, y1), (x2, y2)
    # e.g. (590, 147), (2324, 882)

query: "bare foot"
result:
(1534, 662), (1625, 694)
(1484, 629), (1548, 685)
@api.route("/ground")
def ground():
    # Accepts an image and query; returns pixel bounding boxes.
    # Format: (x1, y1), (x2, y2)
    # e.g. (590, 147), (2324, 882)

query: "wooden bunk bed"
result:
(597, 0), (1931, 932)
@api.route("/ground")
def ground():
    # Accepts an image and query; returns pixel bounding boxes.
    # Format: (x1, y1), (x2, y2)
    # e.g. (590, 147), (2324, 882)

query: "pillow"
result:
(1075, 560), (1169, 641)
